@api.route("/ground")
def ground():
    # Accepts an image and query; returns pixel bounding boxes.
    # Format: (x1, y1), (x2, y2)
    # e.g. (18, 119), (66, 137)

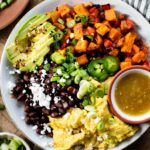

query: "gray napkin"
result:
(124, 0), (150, 21)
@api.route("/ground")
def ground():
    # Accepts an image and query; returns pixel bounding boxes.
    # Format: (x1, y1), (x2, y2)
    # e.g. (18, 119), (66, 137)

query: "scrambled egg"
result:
(49, 78), (138, 150)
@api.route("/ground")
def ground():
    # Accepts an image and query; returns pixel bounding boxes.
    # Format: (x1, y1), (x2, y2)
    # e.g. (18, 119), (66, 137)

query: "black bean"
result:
(17, 93), (26, 101)
(27, 112), (37, 117)
(36, 128), (42, 134)
(54, 101), (63, 108)
(51, 83), (57, 89)
(13, 85), (23, 93)
(58, 108), (66, 115)
(67, 86), (77, 95)
(44, 78), (50, 85)
(50, 104), (57, 111)
(41, 116), (49, 123)
(25, 117), (32, 124)
(44, 87), (51, 94)
(23, 73), (30, 82)
(60, 92), (68, 97)
(51, 112), (59, 118)
(42, 108), (50, 115)
(68, 100), (75, 107)
(24, 106), (31, 113)
(62, 101), (69, 109)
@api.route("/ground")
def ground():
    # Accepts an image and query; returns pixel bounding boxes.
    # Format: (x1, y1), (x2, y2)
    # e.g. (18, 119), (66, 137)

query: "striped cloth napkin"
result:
(123, 0), (150, 21)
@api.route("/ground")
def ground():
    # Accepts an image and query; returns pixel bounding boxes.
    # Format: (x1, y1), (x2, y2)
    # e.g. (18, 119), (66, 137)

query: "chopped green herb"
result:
(58, 18), (65, 25)
(53, 42), (60, 49)
(51, 76), (60, 82)
(67, 19), (76, 28)
(97, 120), (105, 130)
(53, 31), (64, 42)
(74, 14), (88, 24)
(62, 29), (68, 34)
(43, 63), (50, 71)
(71, 39), (77, 45)
(66, 46), (75, 63)
(85, 35), (93, 41)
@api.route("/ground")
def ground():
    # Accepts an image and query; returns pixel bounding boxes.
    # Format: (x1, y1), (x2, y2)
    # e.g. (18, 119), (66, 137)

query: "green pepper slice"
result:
(103, 56), (119, 74)
(88, 59), (104, 78)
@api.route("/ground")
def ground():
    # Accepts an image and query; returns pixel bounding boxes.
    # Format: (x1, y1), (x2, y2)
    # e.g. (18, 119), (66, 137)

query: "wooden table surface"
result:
(0, 1), (150, 150)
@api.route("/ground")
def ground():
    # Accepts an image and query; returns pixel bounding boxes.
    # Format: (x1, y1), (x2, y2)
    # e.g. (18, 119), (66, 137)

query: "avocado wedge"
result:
(6, 14), (56, 72)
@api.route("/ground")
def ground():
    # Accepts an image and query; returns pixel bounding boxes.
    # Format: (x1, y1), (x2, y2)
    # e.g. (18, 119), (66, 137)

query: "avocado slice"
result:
(6, 15), (56, 72)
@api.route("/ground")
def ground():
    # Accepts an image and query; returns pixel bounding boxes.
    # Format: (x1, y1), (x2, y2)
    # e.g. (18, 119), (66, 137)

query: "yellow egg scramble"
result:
(49, 78), (138, 150)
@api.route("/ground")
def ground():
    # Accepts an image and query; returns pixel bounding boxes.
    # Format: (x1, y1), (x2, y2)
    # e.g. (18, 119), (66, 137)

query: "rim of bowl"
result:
(0, 132), (31, 150)
(108, 65), (150, 124)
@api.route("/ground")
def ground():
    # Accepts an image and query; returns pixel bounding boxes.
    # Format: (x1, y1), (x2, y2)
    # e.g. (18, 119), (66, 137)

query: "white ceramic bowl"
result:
(1, 0), (150, 150)
(108, 66), (150, 124)
(0, 132), (30, 150)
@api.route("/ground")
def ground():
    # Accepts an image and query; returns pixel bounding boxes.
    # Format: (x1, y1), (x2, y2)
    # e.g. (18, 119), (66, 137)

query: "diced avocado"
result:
(6, 15), (56, 72)
(0, 143), (9, 150)
(16, 15), (50, 42)
(51, 52), (66, 64)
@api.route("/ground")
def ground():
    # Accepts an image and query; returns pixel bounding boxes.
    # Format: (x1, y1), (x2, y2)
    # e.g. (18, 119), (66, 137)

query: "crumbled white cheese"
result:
(29, 82), (51, 109)
(56, 69), (62, 75)
(54, 96), (61, 103)
(97, 136), (103, 142)
(66, 39), (70, 44)
(52, 88), (55, 93)
(68, 96), (73, 101)
(32, 125), (38, 130)
(8, 81), (16, 93)
(15, 69), (21, 74)
(44, 59), (48, 64)
(41, 123), (51, 135)
(94, 117), (101, 124)
(22, 90), (26, 94)
(64, 112), (70, 119)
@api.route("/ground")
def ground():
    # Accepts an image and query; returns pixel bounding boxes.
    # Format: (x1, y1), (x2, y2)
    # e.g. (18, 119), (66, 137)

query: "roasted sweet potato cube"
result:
(132, 44), (140, 54)
(142, 43), (148, 55)
(117, 37), (124, 47)
(47, 11), (60, 23)
(95, 34), (103, 45)
(87, 42), (99, 51)
(74, 4), (89, 16)
(102, 20), (111, 28)
(120, 62), (132, 70)
(75, 40), (88, 53)
(73, 23), (83, 40)
(121, 32), (137, 53)
(87, 27), (95, 36)
(76, 54), (88, 65)
(109, 28), (121, 41)
(120, 20), (128, 31)
(57, 48), (66, 56)
(132, 51), (146, 63)
(105, 9), (117, 21)
(109, 48), (119, 56)
(96, 23), (110, 36)
(125, 57), (132, 62)
(58, 4), (71, 17)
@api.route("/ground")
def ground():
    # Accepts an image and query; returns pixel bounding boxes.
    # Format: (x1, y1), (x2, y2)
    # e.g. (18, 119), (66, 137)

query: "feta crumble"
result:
(63, 112), (70, 119)
(8, 81), (16, 93)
